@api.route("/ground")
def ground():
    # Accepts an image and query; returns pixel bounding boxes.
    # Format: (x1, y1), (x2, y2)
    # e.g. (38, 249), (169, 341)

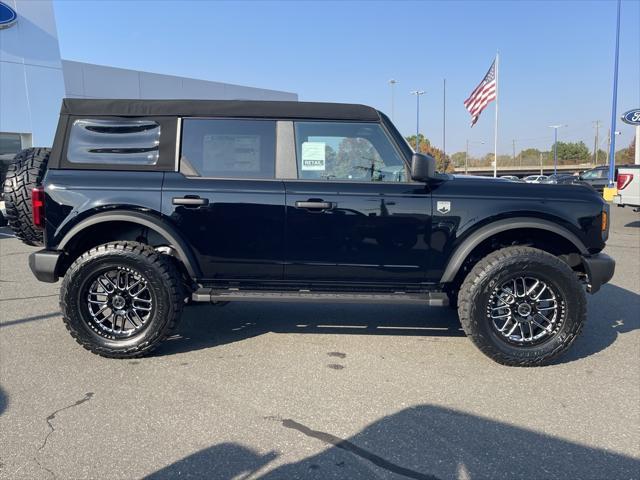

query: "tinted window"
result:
(181, 119), (276, 179)
(294, 122), (406, 182)
(68, 119), (160, 165)
(582, 169), (606, 179)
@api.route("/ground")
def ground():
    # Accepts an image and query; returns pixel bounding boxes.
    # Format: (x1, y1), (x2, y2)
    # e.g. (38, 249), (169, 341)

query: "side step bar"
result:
(192, 288), (449, 307)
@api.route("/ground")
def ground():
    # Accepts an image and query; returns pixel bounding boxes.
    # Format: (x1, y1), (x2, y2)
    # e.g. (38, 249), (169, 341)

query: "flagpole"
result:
(493, 51), (499, 178)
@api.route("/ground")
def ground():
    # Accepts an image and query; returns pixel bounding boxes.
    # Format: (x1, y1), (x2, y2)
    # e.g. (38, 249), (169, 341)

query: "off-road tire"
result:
(458, 246), (587, 367)
(2, 148), (50, 246)
(60, 241), (184, 358)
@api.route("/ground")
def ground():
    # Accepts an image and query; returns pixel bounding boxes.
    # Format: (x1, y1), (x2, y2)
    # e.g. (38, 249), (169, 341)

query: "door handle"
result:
(172, 196), (209, 207)
(295, 201), (334, 210)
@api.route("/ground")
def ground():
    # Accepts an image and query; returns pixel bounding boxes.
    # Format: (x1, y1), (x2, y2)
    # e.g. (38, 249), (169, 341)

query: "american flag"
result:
(464, 59), (497, 127)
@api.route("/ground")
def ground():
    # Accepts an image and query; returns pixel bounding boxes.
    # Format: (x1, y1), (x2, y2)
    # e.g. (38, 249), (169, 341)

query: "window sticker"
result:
(203, 134), (261, 172)
(301, 142), (326, 171)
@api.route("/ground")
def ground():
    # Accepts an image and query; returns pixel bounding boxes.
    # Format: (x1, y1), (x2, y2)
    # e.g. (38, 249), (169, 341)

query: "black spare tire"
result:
(2, 148), (50, 246)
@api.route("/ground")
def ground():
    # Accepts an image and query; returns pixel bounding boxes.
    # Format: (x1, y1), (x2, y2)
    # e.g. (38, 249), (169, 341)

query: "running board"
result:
(192, 288), (449, 307)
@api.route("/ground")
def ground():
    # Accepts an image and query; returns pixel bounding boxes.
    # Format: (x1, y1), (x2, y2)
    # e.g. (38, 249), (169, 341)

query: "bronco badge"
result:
(437, 201), (451, 214)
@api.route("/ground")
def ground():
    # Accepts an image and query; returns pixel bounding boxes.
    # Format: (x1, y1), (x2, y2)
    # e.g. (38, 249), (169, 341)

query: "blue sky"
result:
(53, 0), (639, 156)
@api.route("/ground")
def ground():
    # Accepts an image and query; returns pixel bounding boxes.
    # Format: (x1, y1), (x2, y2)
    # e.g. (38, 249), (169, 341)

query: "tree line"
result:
(406, 134), (636, 171)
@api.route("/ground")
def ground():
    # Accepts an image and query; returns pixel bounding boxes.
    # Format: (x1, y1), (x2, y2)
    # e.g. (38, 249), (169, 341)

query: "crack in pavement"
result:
(276, 417), (442, 480)
(34, 392), (94, 479)
(0, 294), (58, 303)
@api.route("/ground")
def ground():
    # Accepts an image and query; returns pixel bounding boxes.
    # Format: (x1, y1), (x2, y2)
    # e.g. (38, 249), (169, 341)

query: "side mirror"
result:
(410, 153), (436, 182)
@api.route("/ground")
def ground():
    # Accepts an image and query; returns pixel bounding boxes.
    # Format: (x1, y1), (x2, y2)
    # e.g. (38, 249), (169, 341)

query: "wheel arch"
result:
(440, 218), (588, 284)
(57, 210), (201, 279)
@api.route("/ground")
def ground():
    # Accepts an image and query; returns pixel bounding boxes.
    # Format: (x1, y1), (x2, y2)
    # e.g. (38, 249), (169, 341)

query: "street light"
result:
(548, 124), (567, 175)
(465, 140), (485, 174)
(410, 90), (425, 152)
(388, 79), (397, 122)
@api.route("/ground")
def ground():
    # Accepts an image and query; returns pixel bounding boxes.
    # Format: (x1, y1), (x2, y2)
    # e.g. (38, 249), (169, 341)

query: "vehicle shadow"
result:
(0, 385), (7, 416)
(154, 283), (638, 363)
(557, 283), (640, 364)
(154, 302), (463, 357)
(0, 226), (16, 239)
(144, 404), (640, 480)
(624, 220), (640, 228)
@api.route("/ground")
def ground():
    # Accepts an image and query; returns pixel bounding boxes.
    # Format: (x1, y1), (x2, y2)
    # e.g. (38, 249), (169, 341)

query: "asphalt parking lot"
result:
(0, 206), (638, 480)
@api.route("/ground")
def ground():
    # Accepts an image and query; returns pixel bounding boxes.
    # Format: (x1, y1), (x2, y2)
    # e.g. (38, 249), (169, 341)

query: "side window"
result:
(294, 122), (407, 182)
(67, 119), (161, 165)
(180, 119), (276, 179)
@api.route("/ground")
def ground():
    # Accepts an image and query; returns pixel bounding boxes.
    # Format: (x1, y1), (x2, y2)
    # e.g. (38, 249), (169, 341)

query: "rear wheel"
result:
(2, 148), (50, 246)
(60, 241), (184, 358)
(458, 246), (586, 366)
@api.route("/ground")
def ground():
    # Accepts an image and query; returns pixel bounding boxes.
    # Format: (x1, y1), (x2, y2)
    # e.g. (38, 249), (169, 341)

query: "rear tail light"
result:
(32, 187), (45, 229)
(617, 173), (633, 190)
(601, 210), (608, 233)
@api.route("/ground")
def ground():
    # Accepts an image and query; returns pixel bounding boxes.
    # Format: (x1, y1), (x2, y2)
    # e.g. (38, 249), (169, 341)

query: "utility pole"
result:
(465, 139), (469, 174)
(465, 140), (484, 175)
(388, 79), (397, 122)
(593, 120), (601, 165)
(410, 90), (425, 152)
(512, 139), (516, 166)
(442, 78), (446, 159)
(539, 152), (543, 175)
(548, 125), (567, 175)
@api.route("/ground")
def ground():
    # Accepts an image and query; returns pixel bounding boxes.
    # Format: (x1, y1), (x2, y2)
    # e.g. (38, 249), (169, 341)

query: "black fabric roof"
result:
(60, 99), (380, 121)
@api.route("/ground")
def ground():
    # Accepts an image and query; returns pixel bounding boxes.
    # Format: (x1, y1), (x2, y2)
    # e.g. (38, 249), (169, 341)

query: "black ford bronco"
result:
(3, 99), (615, 366)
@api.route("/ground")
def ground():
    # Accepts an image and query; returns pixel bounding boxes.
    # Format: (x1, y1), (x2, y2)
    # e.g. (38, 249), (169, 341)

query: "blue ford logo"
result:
(621, 109), (640, 126)
(0, 1), (17, 29)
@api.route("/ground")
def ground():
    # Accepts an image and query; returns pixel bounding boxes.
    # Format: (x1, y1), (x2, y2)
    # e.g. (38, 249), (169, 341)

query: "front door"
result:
(283, 121), (431, 286)
(162, 118), (285, 281)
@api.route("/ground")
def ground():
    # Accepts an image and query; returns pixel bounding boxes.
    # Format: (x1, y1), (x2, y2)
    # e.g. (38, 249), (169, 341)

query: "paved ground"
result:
(1, 206), (638, 480)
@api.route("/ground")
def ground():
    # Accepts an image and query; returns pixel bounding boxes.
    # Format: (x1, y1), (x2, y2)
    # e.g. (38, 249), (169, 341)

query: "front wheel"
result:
(60, 241), (184, 358)
(458, 246), (587, 366)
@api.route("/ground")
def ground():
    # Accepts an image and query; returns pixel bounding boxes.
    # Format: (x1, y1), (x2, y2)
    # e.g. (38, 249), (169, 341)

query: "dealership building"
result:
(0, 0), (297, 156)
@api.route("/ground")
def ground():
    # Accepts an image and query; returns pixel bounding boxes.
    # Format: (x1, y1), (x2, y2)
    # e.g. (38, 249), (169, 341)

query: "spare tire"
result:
(2, 148), (50, 246)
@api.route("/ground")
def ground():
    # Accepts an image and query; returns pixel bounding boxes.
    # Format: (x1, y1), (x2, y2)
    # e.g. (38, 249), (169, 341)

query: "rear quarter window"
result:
(67, 119), (161, 165)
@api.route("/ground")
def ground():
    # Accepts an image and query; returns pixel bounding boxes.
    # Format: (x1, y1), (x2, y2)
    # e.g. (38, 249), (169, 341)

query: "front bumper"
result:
(581, 253), (615, 294)
(29, 249), (62, 283)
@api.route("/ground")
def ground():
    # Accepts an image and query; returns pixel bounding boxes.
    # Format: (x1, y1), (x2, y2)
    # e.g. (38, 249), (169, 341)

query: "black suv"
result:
(3, 99), (615, 366)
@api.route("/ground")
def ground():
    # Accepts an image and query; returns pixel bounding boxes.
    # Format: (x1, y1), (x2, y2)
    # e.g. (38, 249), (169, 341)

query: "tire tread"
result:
(457, 246), (587, 367)
(2, 148), (50, 246)
(60, 241), (184, 358)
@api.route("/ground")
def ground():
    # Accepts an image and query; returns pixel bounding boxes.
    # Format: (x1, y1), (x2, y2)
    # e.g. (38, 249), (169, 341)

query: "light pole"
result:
(607, 0), (622, 187)
(388, 79), (397, 122)
(548, 125), (567, 175)
(410, 90), (425, 152)
(465, 140), (484, 174)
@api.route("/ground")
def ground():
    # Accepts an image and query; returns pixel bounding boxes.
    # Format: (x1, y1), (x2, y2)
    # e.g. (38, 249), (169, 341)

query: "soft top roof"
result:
(60, 99), (381, 121)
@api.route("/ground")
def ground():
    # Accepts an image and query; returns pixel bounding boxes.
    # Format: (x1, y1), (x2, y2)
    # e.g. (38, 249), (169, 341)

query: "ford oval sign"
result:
(621, 109), (640, 126)
(0, 1), (17, 29)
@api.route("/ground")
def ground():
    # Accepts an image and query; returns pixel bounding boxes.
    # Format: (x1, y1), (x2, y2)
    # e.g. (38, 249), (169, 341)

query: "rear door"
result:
(161, 118), (285, 282)
(283, 121), (432, 286)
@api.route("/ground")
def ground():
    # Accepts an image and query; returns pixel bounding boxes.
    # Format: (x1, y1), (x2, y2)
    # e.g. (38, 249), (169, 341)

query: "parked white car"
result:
(523, 175), (548, 184)
(614, 165), (640, 212)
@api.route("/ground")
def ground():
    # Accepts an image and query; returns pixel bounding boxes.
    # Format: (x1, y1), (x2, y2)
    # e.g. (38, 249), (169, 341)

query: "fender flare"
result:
(439, 217), (588, 283)
(58, 210), (201, 278)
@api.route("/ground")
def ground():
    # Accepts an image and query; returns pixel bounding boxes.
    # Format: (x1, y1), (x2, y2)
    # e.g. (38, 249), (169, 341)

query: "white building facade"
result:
(0, 0), (296, 155)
